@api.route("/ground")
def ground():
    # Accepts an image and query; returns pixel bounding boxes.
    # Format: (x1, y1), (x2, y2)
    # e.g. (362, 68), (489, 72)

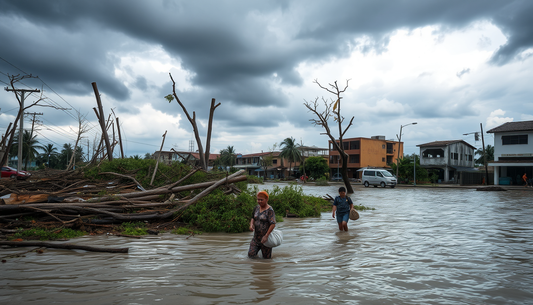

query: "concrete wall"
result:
(492, 131), (533, 161)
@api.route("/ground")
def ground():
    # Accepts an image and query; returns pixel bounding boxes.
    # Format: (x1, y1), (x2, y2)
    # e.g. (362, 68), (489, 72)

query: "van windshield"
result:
(381, 171), (393, 177)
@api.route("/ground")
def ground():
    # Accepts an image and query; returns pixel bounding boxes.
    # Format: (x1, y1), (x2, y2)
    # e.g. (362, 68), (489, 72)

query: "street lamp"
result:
(396, 122), (417, 179)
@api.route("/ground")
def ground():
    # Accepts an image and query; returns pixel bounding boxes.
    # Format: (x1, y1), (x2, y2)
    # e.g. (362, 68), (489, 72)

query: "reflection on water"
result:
(1, 184), (533, 304)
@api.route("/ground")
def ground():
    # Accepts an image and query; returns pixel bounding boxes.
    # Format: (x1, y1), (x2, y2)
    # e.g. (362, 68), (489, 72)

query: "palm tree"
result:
(219, 146), (236, 170)
(279, 137), (301, 178)
(40, 143), (58, 168)
(10, 130), (42, 170)
(475, 145), (494, 165)
(60, 143), (73, 169)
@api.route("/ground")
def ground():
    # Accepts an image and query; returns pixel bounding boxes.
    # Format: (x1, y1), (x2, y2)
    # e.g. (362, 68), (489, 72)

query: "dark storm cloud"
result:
(1, 0), (532, 112)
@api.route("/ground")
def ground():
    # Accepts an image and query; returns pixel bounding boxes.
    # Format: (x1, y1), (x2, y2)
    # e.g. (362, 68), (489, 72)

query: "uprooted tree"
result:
(304, 79), (354, 193)
(165, 73), (220, 170)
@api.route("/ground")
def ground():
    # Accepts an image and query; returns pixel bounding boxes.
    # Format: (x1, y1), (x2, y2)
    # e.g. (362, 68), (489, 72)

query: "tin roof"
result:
(487, 120), (533, 133)
(416, 140), (476, 150)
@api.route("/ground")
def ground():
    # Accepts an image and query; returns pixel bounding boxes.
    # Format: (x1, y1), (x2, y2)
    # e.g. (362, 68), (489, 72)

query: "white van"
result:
(361, 169), (397, 188)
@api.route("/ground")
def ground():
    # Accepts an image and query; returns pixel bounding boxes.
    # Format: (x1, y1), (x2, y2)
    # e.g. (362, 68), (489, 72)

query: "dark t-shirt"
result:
(333, 196), (353, 214)
(252, 205), (276, 241)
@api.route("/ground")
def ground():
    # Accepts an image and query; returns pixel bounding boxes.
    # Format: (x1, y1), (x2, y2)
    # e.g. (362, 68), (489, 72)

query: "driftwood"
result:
(0, 241), (128, 253)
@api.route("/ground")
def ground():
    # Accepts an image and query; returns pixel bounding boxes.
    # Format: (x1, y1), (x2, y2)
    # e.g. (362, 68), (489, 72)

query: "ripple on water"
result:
(1, 186), (533, 304)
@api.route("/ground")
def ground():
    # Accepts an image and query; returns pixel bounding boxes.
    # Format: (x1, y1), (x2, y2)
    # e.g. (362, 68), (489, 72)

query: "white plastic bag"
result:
(263, 229), (283, 248)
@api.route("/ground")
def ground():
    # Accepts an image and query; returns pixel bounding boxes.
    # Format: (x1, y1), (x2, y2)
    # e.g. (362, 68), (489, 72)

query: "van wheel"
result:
(380, 182), (386, 188)
(364, 181), (369, 187)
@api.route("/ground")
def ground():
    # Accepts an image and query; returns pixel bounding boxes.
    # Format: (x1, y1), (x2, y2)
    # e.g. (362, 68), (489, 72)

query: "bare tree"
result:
(67, 111), (90, 170)
(304, 79), (354, 193)
(166, 73), (220, 170)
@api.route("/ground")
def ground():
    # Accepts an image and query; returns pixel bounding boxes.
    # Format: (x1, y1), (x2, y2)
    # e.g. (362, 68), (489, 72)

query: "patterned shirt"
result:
(252, 205), (276, 242)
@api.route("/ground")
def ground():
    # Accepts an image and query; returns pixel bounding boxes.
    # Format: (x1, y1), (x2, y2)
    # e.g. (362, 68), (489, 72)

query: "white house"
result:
(417, 140), (476, 183)
(487, 120), (533, 185)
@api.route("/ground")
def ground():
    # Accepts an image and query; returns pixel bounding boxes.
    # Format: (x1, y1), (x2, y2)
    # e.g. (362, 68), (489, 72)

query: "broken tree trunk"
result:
(151, 131), (167, 185)
(0, 241), (128, 253)
(92, 82), (113, 161)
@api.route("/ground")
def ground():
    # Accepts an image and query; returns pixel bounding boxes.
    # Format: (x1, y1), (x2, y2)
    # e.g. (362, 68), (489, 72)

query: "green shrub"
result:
(83, 159), (208, 190)
(315, 176), (329, 186)
(267, 184), (328, 217)
(12, 228), (85, 240)
(120, 221), (148, 235)
(179, 190), (257, 233)
(246, 175), (263, 184)
(172, 227), (202, 235)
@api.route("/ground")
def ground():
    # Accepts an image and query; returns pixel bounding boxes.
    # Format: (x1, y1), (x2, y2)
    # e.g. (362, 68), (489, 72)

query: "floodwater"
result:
(1, 183), (533, 304)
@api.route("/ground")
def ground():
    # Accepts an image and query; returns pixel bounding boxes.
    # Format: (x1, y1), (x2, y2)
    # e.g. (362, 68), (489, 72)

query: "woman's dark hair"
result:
(339, 187), (346, 193)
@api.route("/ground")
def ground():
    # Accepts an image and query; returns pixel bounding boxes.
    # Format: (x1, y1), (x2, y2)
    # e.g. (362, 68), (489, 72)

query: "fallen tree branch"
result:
(99, 172), (145, 191)
(0, 241), (129, 253)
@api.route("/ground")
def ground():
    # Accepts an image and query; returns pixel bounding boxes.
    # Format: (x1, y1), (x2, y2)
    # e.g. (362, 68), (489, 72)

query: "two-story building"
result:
(328, 136), (400, 179)
(487, 120), (533, 185)
(417, 140), (476, 183)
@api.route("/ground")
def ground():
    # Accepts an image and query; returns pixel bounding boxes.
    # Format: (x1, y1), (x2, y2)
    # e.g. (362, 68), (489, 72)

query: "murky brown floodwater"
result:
(1, 183), (533, 304)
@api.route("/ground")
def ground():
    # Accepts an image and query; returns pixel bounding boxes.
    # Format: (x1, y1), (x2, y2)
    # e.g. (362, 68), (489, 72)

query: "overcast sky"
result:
(1, 0), (532, 159)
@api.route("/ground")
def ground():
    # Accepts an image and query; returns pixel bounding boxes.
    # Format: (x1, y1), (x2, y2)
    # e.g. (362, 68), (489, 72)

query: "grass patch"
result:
(246, 175), (263, 184)
(314, 176), (329, 186)
(12, 228), (85, 240)
(120, 221), (148, 235)
(171, 227), (202, 235)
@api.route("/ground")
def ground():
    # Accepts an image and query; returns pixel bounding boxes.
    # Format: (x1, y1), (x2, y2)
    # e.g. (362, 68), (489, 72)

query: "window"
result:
(350, 141), (360, 150)
(343, 141), (349, 150)
(468, 155), (472, 161)
(382, 144), (385, 149)
(502, 135), (528, 145)
(363, 170), (375, 176)
(349, 154), (360, 163)
(382, 157), (385, 162)
(273, 159), (277, 164)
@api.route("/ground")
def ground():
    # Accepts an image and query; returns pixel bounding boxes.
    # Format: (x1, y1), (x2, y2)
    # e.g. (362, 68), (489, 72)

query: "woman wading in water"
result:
(248, 191), (276, 259)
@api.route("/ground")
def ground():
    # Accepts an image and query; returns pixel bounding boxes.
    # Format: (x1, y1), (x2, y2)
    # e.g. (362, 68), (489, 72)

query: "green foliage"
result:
(246, 175), (263, 184)
(314, 176), (329, 186)
(120, 222), (148, 235)
(267, 184), (326, 217)
(180, 189), (257, 233)
(391, 156), (428, 183)
(301, 156), (329, 179)
(279, 137), (302, 176)
(83, 158), (207, 189)
(172, 227), (202, 235)
(475, 145), (494, 165)
(353, 205), (375, 211)
(12, 228), (85, 240)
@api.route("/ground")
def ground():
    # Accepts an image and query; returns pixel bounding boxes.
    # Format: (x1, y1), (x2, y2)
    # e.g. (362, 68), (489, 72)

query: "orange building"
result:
(328, 136), (403, 179)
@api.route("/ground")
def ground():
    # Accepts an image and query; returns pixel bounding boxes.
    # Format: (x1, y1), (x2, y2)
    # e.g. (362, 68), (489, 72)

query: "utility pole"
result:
(480, 123), (489, 185)
(4, 88), (40, 170)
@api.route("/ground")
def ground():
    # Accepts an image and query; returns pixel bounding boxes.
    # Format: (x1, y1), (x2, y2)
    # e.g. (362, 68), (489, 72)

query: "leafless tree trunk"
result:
(204, 98), (221, 165)
(67, 112), (89, 170)
(91, 82), (113, 161)
(304, 80), (354, 193)
(167, 74), (220, 170)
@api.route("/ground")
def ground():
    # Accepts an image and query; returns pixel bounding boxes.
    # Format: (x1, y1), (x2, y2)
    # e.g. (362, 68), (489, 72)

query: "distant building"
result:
(153, 150), (220, 169)
(328, 136), (400, 179)
(487, 120), (533, 185)
(417, 140), (476, 183)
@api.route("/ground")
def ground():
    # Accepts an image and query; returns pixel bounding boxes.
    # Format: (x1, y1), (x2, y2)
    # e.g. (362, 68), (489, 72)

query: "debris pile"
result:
(0, 168), (247, 228)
